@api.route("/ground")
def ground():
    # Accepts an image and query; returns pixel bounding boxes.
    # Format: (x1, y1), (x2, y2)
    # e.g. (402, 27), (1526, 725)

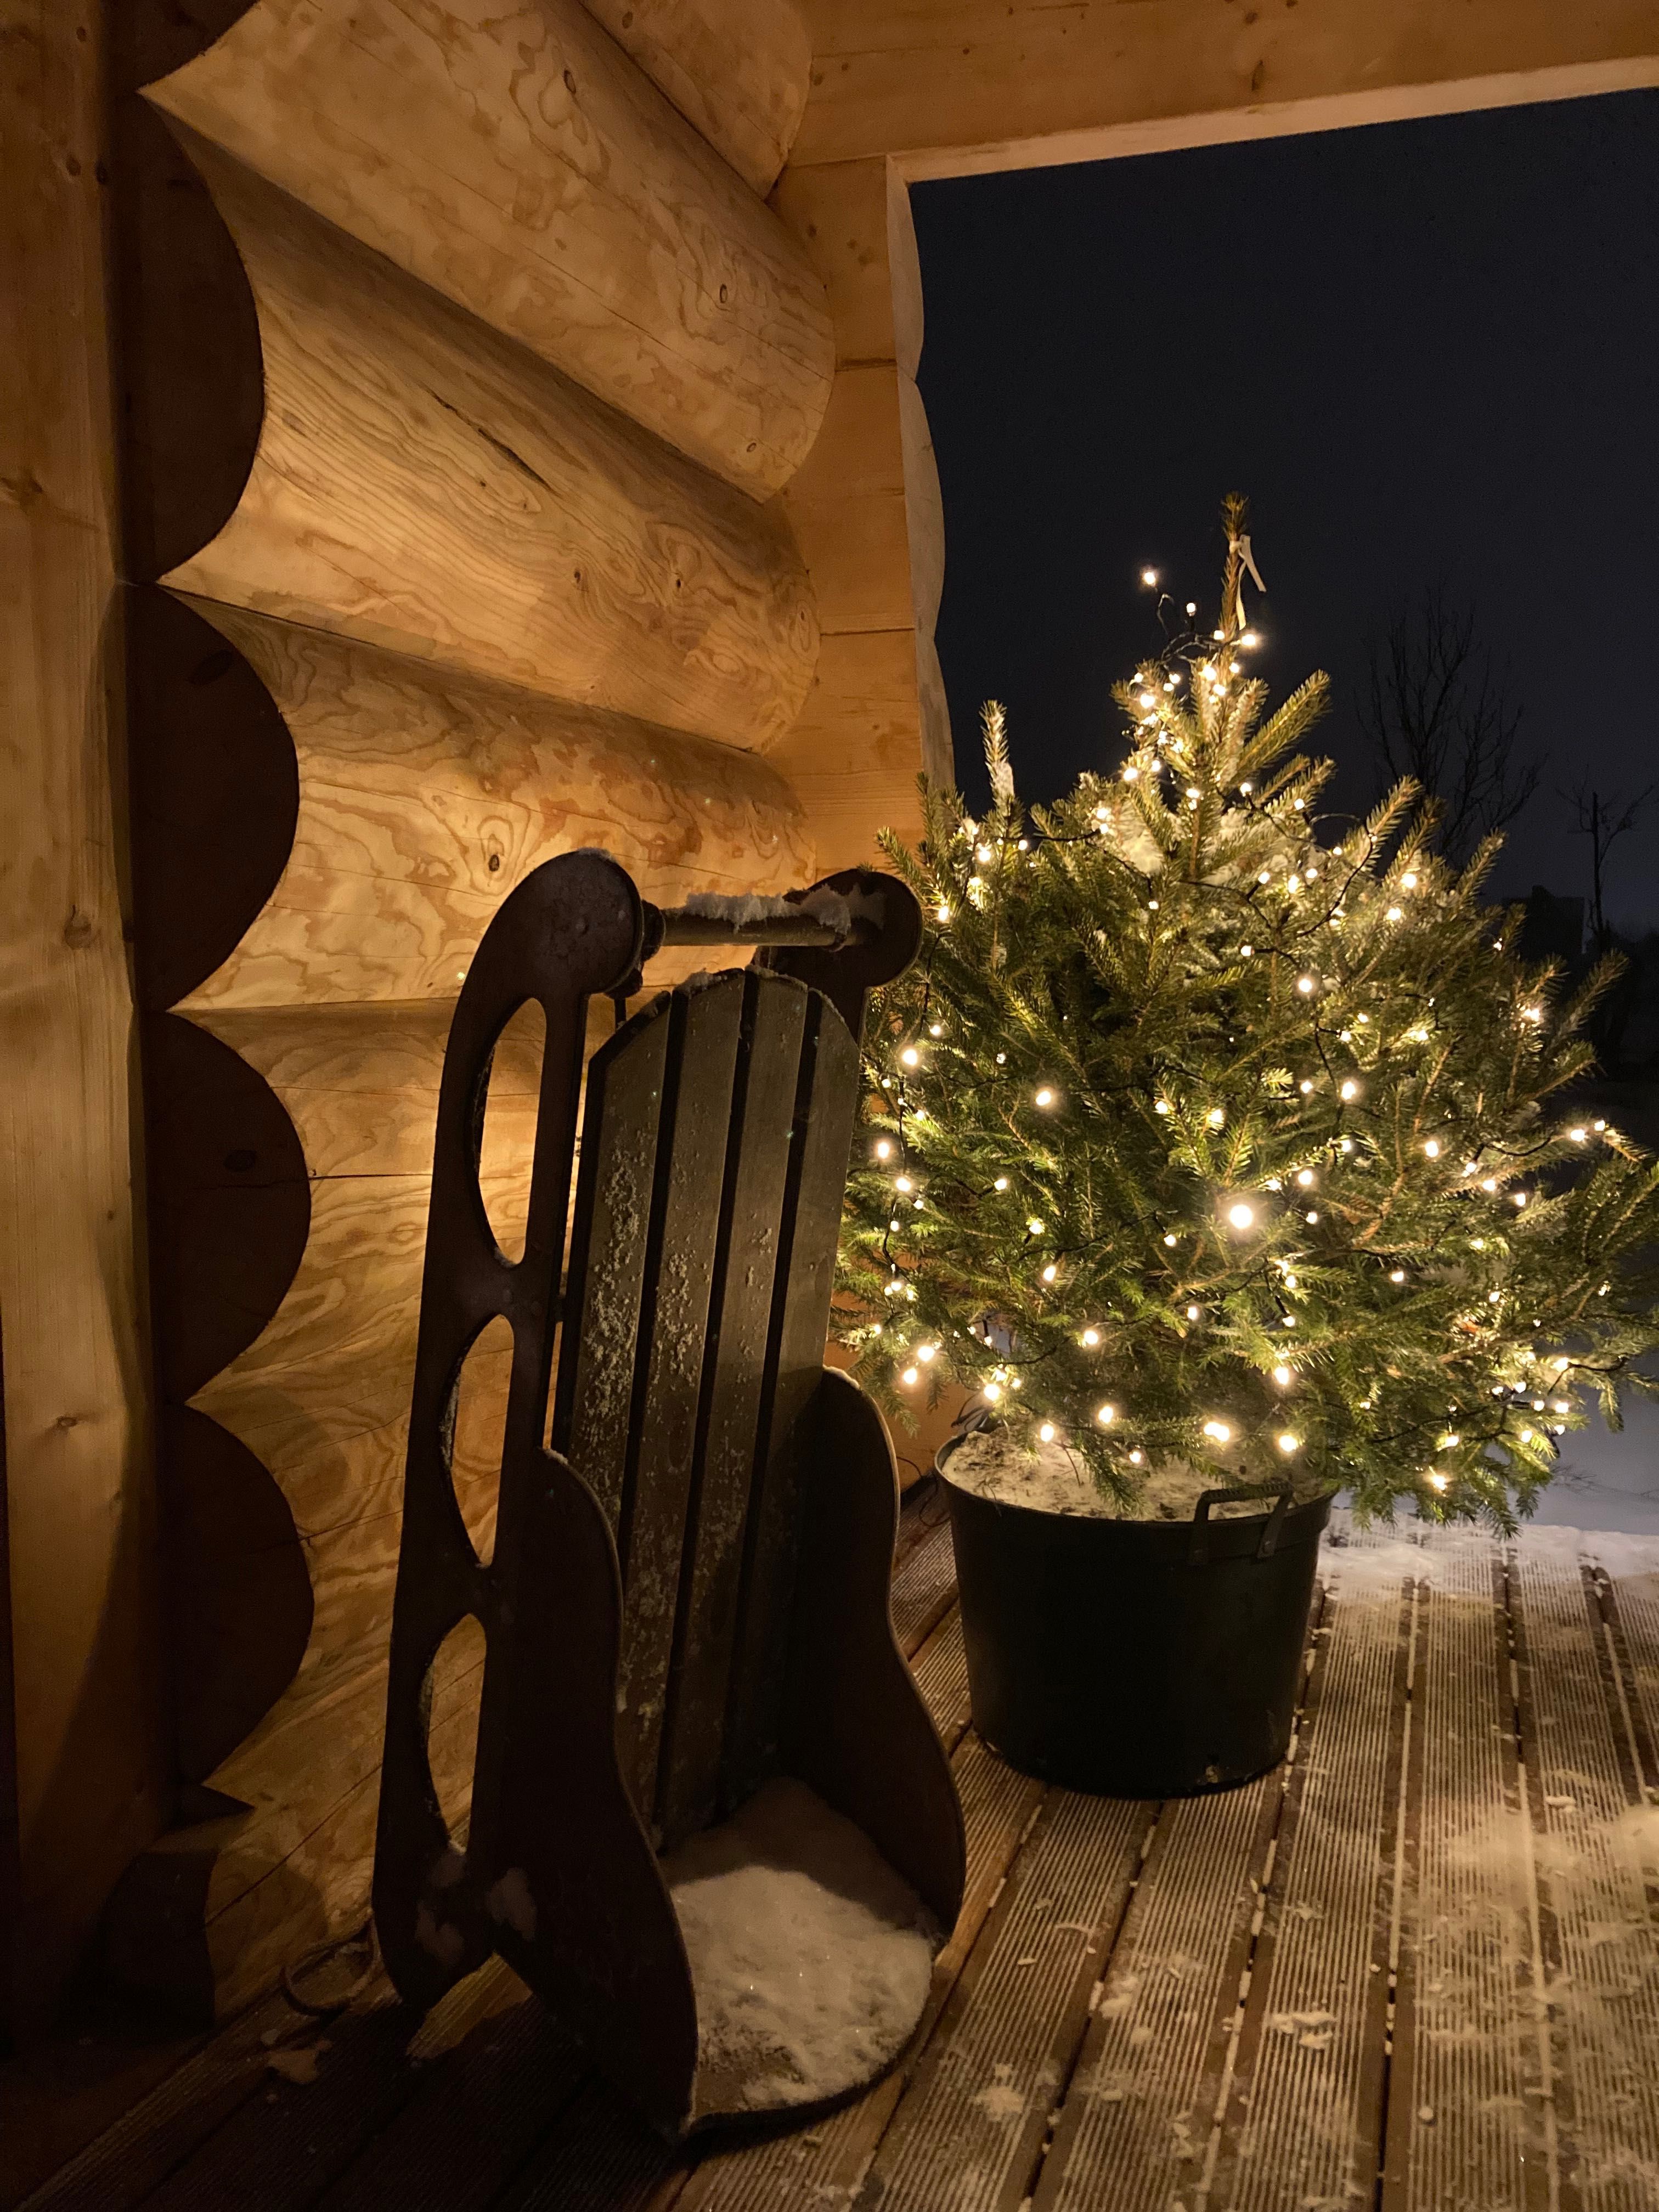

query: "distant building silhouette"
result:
(1519, 885), (1585, 966)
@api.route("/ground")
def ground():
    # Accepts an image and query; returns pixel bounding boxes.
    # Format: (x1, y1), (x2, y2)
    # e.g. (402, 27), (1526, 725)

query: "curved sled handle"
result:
(1188, 1482), (1293, 1568)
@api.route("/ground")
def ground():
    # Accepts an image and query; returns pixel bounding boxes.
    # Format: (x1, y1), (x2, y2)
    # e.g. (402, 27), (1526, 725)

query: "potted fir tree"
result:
(838, 504), (1659, 1798)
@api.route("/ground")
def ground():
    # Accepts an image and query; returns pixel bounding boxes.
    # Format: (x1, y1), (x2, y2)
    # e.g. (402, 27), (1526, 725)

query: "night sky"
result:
(912, 89), (1659, 929)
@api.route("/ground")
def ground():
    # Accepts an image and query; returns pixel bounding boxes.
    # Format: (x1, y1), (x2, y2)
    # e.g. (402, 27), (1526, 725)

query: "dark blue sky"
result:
(913, 88), (1659, 928)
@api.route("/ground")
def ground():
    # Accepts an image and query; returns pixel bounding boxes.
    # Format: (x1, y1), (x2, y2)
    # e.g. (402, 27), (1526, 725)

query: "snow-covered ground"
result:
(1529, 1384), (1659, 1535)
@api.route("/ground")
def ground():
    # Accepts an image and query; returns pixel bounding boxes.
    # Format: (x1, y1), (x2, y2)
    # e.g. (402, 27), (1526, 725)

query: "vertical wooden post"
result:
(0, 0), (167, 2034)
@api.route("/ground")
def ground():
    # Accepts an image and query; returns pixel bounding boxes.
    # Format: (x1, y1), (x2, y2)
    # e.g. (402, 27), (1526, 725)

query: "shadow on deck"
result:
(9, 1489), (1659, 2211)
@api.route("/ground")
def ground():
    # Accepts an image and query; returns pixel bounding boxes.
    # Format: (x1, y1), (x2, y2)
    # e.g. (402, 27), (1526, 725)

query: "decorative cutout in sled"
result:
(372, 851), (966, 2138)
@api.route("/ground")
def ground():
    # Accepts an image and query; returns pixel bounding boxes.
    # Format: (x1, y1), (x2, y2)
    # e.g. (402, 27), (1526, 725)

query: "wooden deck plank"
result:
(1381, 1530), (1554, 2212)
(312, 1995), (583, 2212)
(132, 1961), (524, 2212)
(864, 1791), (1152, 2212)
(16, 1990), (293, 2212)
(669, 1736), (1045, 2212)
(1511, 1531), (1659, 2210)
(889, 1516), (957, 1658)
(1033, 1776), (1277, 2211)
(909, 1604), (970, 1750)
(1207, 1534), (1412, 2212)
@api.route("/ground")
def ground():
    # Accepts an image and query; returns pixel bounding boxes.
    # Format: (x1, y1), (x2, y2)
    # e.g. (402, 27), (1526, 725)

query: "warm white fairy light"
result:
(1296, 1169), (1316, 1188)
(1206, 1108), (1225, 1128)
(1186, 1304), (1201, 1322)
(1081, 1327), (1101, 1347)
(1340, 1080), (1359, 1101)
(1424, 1139), (1441, 1159)
(1202, 1419), (1232, 1443)
(918, 1344), (937, 1363)
(1386, 906), (1403, 923)
(1299, 1079), (1314, 1095)
(1164, 1232), (1178, 1246)
(1141, 567), (1159, 586)
(874, 1139), (892, 1160)
(1041, 1263), (1058, 1283)
(900, 1046), (919, 1068)
(994, 1176), (1009, 1191)
(1389, 1269), (1406, 1283)
(1273, 1364), (1293, 1387)
(1402, 871), (1419, 890)
(1277, 1433), (1300, 1454)
(1034, 1086), (1056, 1107)
(1306, 1210), (1319, 1223)
(1096, 1403), (1116, 1425)
(936, 903), (951, 923)
(1228, 1203), (1256, 1229)
(1427, 1471), (1449, 1492)
(1026, 1216), (1045, 1235)
(901, 1365), (919, 1385)
(983, 1381), (1002, 1402)
(1155, 1098), (1171, 1115)
(1569, 1126), (1587, 1142)
(1296, 975), (1316, 995)
(894, 1175), (913, 1193)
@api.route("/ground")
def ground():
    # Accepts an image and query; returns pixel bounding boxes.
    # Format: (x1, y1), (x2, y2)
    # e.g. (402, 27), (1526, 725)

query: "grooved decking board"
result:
(1588, 1533), (1659, 1781)
(910, 1605), (970, 1748)
(18, 1990), (294, 2212)
(134, 1963), (526, 2212)
(673, 1736), (1045, 2212)
(313, 1998), (583, 2212)
(890, 1515), (957, 1657)
(1511, 1532), (1659, 2209)
(1382, 1531), (1554, 2212)
(1209, 1539), (1412, 2212)
(488, 2075), (691, 2212)
(1034, 1776), (1278, 2210)
(864, 1791), (1151, 2212)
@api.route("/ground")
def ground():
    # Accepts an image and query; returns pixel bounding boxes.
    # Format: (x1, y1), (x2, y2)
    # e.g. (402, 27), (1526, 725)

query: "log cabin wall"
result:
(9, 0), (1659, 2041)
(101, 0), (830, 2021)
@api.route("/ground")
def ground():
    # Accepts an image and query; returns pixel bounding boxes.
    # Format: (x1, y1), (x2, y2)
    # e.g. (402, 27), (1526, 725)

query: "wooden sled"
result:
(371, 851), (966, 2139)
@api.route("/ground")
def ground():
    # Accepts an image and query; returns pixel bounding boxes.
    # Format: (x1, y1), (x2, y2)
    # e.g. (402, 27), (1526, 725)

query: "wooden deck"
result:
(11, 1490), (1659, 2212)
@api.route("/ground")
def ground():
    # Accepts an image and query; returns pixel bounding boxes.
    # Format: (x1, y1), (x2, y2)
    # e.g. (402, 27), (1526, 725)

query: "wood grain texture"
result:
(580, 0), (811, 196)
(768, 162), (947, 882)
(140, 0), (832, 496)
(161, 136), (819, 753)
(792, 0), (1659, 176)
(164, 600), (810, 1012)
(0, 0), (169, 2029)
(768, 629), (939, 871)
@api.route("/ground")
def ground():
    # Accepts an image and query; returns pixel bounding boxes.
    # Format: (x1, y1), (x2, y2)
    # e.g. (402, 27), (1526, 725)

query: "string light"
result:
(1273, 1365), (1293, 1386)
(1340, 1080), (1359, 1101)
(1034, 1087), (1056, 1108)
(1277, 1433), (1300, 1454)
(1128, 1448), (1145, 1464)
(1202, 1419), (1232, 1442)
(901, 1366), (919, 1385)
(1096, 1403), (1116, 1425)
(900, 1046), (919, 1068)
(1027, 1217), (1045, 1235)
(874, 1139), (892, 1160)
(1039, 1421), (1058, 1442)
(1227, 1203), (1256, 1229)
(1081, 1327), (1101, 1347)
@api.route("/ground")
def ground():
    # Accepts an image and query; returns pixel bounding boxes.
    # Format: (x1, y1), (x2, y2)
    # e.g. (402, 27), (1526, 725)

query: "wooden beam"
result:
(129, 592), (812, 1013)
(142, 132), (817, 753)
(579, 0), (812, 195)
(132, 0), (832, 498)
(0, 0), (169, 2031)
(792, 0), (1659, 177)
(769, 160), (951, 874)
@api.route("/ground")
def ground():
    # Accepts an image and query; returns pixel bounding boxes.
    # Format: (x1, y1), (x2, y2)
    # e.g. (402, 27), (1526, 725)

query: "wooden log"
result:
(0, 0), (169, 2031)
(155, 134), (817, 752)
(138, 597), (812, 1012)
(132, 0), (832, 497)
(791, 0), (1659, 176)
(579, 0), (811, 195)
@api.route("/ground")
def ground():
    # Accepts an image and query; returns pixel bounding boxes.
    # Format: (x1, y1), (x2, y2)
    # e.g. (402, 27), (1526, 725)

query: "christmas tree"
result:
(838, 500), (1659, 1525)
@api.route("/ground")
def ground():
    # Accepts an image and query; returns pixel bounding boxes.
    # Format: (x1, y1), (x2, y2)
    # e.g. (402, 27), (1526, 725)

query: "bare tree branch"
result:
(1359, 587), (1540, 869)
(1562, 775), (1657, 951)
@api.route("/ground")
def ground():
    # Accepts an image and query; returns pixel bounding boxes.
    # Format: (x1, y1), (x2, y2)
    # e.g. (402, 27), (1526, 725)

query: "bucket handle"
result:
(1188, 1482), (1293, 1567)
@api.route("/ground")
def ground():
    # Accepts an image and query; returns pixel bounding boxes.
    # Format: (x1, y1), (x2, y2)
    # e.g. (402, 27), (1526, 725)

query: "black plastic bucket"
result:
(939, 1442), (1331, 1797)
